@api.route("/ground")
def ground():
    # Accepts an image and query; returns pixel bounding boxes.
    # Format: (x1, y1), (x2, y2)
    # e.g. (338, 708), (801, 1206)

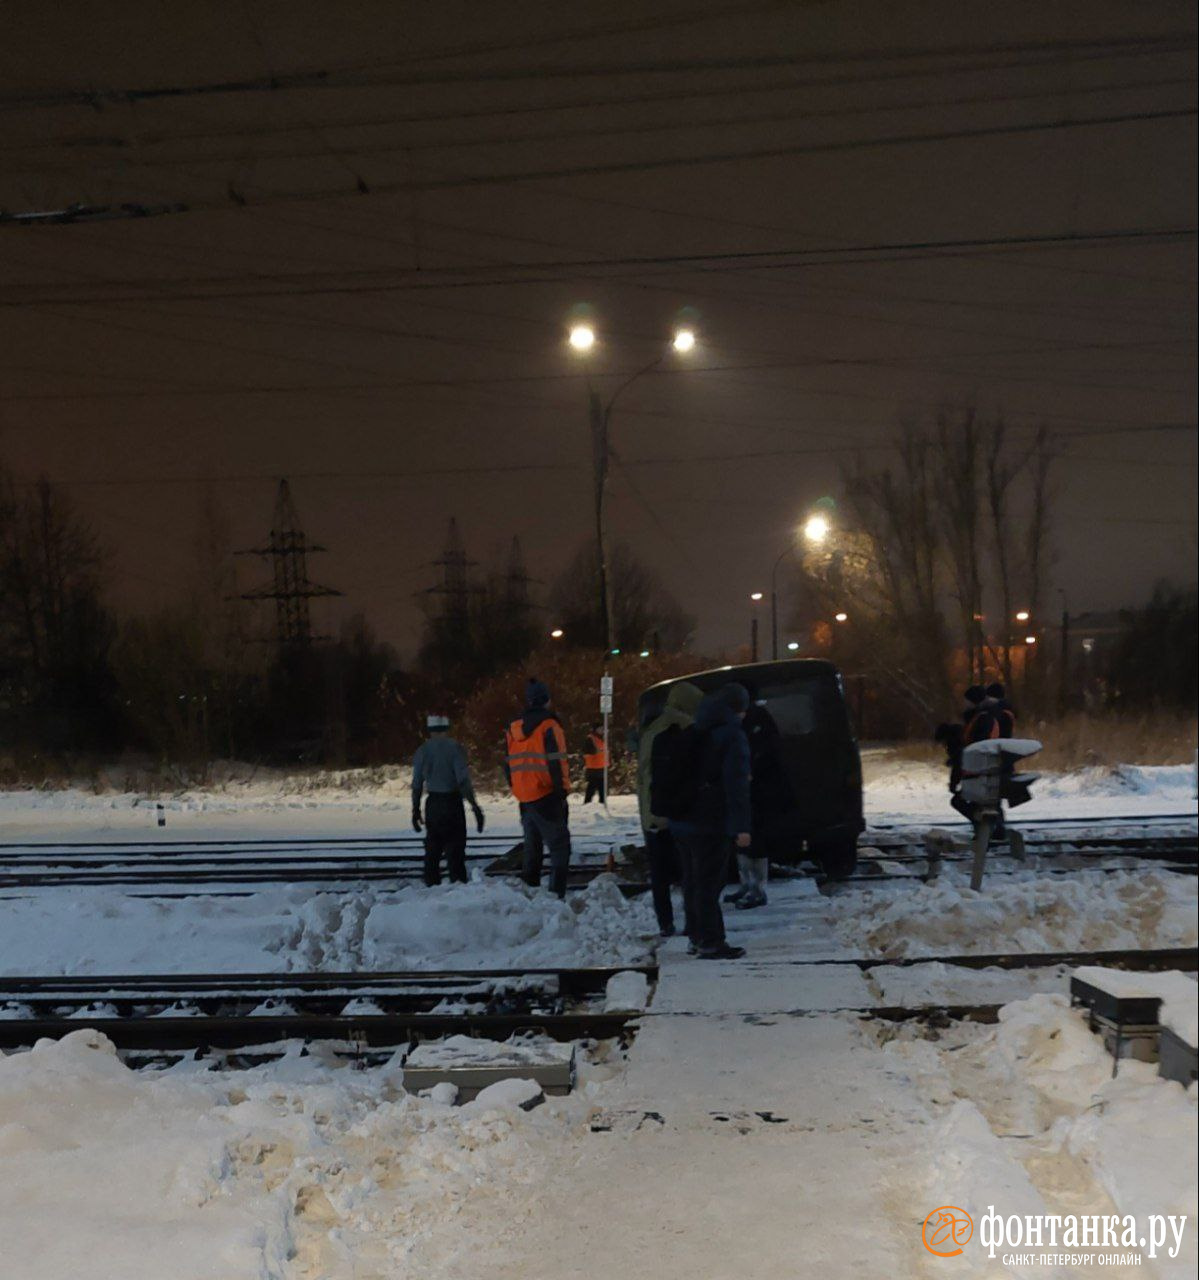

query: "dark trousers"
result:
(673, 829), (732, 951)
(423, 793), (467, 886)
(644, 827), (680, 935)
(583, 769), (606, 803)
(520, 795), (572, 898)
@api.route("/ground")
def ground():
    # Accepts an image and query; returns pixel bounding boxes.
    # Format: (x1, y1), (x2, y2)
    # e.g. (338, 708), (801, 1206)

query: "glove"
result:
(472, 804), (485, 834)
(411, 808), (423, 833)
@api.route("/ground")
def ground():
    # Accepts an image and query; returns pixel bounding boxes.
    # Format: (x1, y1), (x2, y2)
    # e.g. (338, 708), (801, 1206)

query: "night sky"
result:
(1, 1), (1195, 655)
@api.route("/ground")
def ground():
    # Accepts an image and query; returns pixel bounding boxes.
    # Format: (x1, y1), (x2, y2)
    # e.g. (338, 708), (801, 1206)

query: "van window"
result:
(762, 680), (844, 742)
(757, 681), (824, 735)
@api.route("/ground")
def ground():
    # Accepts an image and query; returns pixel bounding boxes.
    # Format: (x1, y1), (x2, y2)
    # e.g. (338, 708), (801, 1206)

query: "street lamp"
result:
(550, 628), (564, 639)
(749, 591), (764, 660)
(1015, 609), (1030, 622)
(835, 611), (849, 623)
(568, 315), (697, 654)
(1025, 635), (1037, 646)
(787, 640), (800, 652)
(803, 513), (830, 545)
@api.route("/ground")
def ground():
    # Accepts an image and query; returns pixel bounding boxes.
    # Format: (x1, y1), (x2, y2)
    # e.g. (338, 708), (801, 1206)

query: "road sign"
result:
(600, 675), (613, 696)
(599, 694), (613, 713)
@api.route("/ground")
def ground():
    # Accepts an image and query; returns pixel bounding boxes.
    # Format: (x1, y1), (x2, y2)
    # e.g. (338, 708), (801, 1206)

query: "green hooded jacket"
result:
(636, 680), (705, 831)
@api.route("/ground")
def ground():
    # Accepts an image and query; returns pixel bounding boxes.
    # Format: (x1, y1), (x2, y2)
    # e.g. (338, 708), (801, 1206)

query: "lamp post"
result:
(749, 591), (764, 660)
(768, 510), (833, 661)
(570, 320), (696, 654)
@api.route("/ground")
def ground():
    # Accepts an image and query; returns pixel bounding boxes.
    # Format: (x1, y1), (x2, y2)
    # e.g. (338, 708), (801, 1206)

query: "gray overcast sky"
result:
(1, 0), (1195, 655)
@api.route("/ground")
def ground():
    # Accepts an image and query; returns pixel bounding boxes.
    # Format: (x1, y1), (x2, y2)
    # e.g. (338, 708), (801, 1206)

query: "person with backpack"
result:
(411, 713), (485, 887)
(504, 678), (573, 898)
(581, 722), (608, 804)
(964, 683), (999, 744)
(658, 682), (753, 960)
(985, 682), (1016, 738)
(637, 681), (704, 937)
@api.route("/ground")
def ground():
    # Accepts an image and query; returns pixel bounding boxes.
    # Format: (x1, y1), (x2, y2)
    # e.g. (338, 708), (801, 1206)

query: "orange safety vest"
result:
(583, 731), (608, 771)
(506, 716), (571, 803)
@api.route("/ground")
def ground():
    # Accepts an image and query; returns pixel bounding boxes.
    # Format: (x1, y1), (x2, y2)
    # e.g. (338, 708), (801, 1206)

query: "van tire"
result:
(813, 836), (858, 881)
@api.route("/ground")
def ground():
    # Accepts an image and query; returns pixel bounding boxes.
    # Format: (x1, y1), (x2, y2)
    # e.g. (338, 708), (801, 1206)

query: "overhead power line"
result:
(3, 106), (1193, 226)
(11, 75), (1193, 175)
(2, 226), (1193, 303)
(1, 33), (1191, 111)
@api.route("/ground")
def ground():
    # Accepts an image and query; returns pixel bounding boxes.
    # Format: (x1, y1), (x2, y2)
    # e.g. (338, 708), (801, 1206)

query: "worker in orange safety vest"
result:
(504, 678), (573, 897)
(581, 721), (608, 804)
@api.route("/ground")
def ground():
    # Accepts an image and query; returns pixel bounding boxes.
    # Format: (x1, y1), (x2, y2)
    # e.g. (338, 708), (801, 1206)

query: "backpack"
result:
(650, 722), (716, 822)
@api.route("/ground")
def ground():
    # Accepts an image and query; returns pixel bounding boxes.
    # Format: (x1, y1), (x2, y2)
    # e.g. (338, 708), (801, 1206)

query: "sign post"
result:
(599, 674), (614, 814)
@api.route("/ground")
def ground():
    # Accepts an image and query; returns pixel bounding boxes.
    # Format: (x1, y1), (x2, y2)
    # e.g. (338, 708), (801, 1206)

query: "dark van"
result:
(638, 658), (864, 877)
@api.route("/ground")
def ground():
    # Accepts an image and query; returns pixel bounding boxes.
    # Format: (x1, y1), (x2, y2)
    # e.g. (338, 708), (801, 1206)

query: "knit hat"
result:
(964, 684), (986, 705)
(525, 678), (551, 709)
(427, 714), (450, 730)
(716, 682), (751, 713)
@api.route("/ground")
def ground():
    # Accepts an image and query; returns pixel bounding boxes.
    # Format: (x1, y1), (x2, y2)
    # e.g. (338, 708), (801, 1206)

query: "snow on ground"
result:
(883, 993), (1198, 1278)
(1, 756), (1195, 1276)
(862, 753), (1196, 825)
(0, 1027), (599, 1280)
(832, 867), (1199, 959)
(0, 875), (656, 978)
(0, 752), (1192, 845)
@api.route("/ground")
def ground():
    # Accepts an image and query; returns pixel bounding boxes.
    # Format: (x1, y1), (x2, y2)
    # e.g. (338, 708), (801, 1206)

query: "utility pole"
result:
(589, 389), (615, 656)
(1059, 589), (1070, 714)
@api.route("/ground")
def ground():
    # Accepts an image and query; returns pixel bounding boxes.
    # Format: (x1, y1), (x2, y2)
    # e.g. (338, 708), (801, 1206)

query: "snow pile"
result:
(0, 875), (656, 978)
(0, 1029), (595, 1280)
(361, 874), (656, 971)
(404, 1034), (573, 1071)
(603, 970), (650, 1012)
(895, 994), (1198, 1277)
(834, 868), (1198, 959)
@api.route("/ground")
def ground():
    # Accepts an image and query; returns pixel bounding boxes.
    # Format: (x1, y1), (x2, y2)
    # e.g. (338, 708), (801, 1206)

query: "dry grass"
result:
(891, 713), (1197, 772)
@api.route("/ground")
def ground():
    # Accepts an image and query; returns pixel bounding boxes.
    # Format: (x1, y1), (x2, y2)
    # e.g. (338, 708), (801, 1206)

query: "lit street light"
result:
(1015, 609), (1030, 622)
(787, 640), (800, 652)
(568, 314), (697, 654)
(803, 513), (830, 544)
(835, 611), (849, 623)
(550, 628), (564, 639)
(1025, 635), (1037, 646)
(750, 591), (764, 601)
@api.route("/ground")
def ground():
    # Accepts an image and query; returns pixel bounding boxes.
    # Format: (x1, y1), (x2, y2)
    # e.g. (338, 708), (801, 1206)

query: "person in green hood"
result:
(636, 681), (704, 936)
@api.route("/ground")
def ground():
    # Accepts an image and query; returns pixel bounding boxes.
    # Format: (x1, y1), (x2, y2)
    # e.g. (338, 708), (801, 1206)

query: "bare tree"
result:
(808, 407), (1057, 721)
(0, 472), (115, 749)
(549, 539), (694, 653)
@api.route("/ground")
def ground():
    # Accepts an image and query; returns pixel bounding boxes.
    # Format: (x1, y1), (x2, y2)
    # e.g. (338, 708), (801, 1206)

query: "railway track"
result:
(3, 946), (1191, 1057)
(0, 816), (1192, 891)
(0, 964), (656, 1054)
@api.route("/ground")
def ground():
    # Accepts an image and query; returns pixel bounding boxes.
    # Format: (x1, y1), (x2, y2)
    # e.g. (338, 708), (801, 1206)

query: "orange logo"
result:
(922, 1205), (973, 1257)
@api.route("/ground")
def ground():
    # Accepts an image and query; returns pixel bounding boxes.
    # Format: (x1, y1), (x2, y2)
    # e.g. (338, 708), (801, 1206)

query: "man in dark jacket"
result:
(504, 678), (573, 898)
(726, 688), (789, 911)
(412, 713), (485, 886)
(668, 683), (752, 960)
